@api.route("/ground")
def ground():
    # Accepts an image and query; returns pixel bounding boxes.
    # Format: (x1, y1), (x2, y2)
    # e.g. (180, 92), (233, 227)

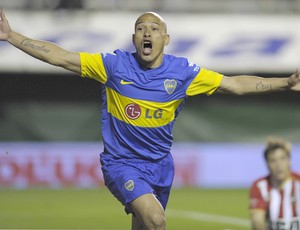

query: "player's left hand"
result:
(0, 9), (11, 41)
(288, 69), (300, 91)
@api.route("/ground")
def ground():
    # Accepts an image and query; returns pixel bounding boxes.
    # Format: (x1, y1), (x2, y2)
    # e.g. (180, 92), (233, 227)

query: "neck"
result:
(135, 53), (164, 69)
(271, 173), (291, 188)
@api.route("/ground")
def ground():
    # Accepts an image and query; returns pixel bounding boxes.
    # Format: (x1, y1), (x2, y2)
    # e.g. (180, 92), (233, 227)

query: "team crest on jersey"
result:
(124, 180), (134, 191)
(164, 79), (177, 94)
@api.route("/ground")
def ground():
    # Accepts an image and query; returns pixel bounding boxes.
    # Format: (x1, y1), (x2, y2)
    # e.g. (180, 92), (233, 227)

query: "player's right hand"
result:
(0, 9), (11, 41)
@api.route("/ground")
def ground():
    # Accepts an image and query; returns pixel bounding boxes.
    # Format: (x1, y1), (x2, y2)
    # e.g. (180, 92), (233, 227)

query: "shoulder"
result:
(101, 49), (134, 70)
(113, 49), (131, 56)
(292, 172), (300, 180)
(164, 54), (199, 69)
(251, 175), (269, 189)
(102, 49), (131, 60)
(250, 176), (270, 207)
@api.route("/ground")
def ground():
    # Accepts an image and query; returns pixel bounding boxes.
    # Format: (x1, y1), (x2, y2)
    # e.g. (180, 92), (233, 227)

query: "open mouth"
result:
(143, 41), (152, 55)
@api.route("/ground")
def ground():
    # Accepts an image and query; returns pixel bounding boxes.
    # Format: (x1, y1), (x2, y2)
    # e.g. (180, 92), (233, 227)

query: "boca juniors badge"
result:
(164, 79), (177, 94)
(124, 180), (135, 191)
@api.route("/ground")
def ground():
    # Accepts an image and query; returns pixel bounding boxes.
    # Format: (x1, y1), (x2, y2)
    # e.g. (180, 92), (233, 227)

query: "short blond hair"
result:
(264, 136), (291, 160)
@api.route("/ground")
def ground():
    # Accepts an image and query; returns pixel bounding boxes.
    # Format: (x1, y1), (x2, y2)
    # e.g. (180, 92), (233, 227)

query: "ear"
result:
(164, 34), (170, 46)
(132, 34), (135, 45)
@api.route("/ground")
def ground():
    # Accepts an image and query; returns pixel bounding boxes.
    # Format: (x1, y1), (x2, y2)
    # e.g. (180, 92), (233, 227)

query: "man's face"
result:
(132, 13), (169, 68)
(266, 148), (291, 183)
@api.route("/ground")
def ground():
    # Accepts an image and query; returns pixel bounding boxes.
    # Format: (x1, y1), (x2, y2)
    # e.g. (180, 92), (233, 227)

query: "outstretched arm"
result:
(0, 9), (81, 75)
(216, 70), (300, 95)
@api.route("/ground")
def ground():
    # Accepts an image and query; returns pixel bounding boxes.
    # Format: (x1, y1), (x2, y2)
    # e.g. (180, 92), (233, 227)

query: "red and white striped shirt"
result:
(250, 172), (300, 230)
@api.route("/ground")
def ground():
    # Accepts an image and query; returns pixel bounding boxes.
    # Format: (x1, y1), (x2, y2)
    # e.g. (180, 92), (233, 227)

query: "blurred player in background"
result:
(249, 137), (300, 230)
(1, 9), (300, 230)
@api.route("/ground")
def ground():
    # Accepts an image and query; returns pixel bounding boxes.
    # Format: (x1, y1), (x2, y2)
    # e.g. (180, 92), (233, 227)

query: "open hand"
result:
(0, 9), (11, 41)
(288, 69), (300, 91)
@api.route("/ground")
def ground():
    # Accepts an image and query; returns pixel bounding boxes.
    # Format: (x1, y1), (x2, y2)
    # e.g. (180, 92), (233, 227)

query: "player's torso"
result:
(103, 54), (189, 128)
(257, 176), (300, 230)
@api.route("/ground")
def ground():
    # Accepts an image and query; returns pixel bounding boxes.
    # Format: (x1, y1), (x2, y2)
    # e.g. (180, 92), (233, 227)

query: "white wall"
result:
(1, 11), (300, 73)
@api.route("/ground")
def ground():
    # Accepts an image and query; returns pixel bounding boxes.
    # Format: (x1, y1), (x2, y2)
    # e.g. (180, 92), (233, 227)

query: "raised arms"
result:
(0, 9), (81, 75)
(217, 71), (300, 95)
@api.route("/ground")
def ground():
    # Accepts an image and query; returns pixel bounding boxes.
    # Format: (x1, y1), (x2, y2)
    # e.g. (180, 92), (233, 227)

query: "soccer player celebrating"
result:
(249, 137), (300, 230)
(1, 9), (300, 230)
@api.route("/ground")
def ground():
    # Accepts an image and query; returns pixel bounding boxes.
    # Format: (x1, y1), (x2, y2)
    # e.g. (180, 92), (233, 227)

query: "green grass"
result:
(0, 188), (250, 229)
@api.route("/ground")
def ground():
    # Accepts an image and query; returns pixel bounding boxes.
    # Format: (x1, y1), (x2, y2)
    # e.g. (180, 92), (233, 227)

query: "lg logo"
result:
(125, 103), (163, 120)
(125, 104), (141, 120)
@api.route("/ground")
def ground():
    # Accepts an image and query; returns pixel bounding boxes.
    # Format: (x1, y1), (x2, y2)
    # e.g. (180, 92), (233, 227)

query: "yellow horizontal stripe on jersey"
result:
(186, 68), (223, 96)
(80, 52), (108, 84)
(106, 87), (184, 127)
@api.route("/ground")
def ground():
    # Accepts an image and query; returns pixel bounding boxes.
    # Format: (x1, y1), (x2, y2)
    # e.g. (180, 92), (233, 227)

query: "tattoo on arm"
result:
(21, 38), (50, 53)
(256, 81), (272, 91)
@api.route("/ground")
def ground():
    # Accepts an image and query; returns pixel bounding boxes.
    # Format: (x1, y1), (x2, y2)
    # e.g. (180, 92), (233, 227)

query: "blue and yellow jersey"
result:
(80, 49), (222, 160)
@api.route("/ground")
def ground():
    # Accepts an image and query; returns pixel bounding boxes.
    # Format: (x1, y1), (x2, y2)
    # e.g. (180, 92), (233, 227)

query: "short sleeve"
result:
(186, 68), (223, 96)
(249, 183), (267, 211)
(80, 52), (108, 84)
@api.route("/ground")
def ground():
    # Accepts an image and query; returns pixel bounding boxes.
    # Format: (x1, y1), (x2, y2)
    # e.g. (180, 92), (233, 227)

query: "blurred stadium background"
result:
(0, 0), (300, 229)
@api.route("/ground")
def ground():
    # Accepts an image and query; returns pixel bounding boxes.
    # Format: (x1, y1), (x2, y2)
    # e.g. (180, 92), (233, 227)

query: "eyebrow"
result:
(135, 21), (161, 27)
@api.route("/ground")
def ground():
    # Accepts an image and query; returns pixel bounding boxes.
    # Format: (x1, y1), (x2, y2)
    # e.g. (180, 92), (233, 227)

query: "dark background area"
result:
(1, 72), (299, 103)
(1, 72), (299, 142)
